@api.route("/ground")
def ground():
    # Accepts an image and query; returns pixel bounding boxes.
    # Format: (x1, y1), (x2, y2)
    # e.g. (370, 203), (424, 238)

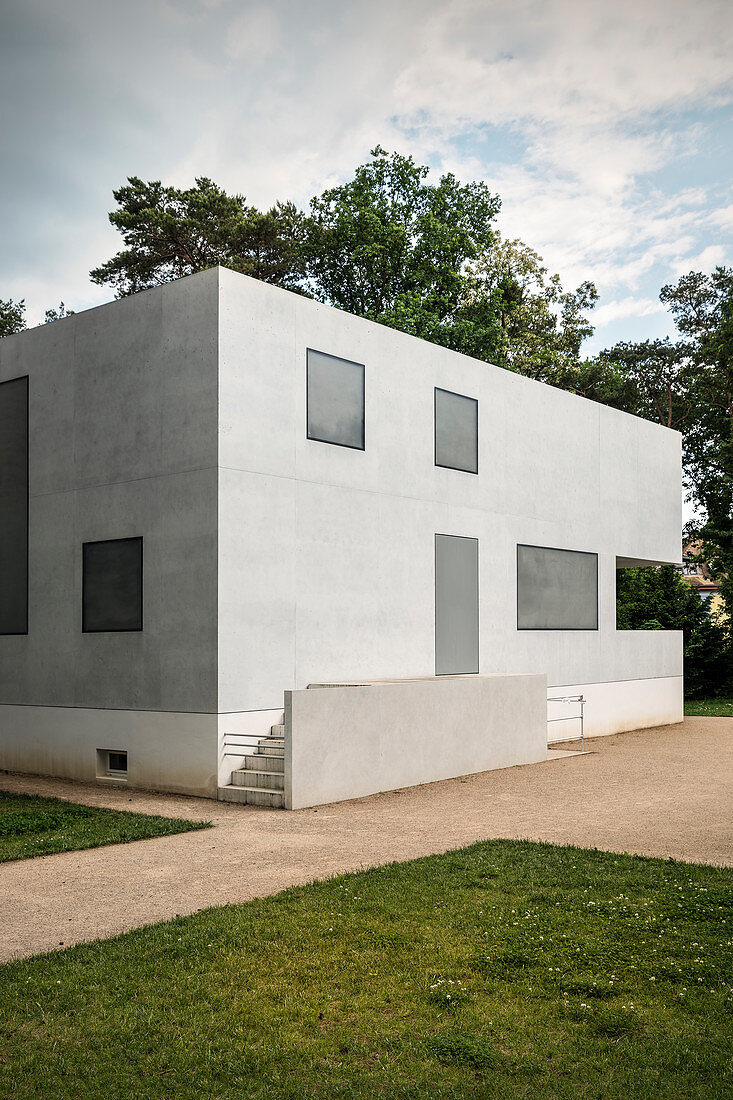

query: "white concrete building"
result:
(0, 267), (683, 807)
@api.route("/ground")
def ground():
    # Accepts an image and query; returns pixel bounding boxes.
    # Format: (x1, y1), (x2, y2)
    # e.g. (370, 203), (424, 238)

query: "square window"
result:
(307, 349), (365, 450)
(517, 544), (598, 630)
(82, 537), (143, 632)
(434, 387), (478, 474)
(108, 751), (128, 774)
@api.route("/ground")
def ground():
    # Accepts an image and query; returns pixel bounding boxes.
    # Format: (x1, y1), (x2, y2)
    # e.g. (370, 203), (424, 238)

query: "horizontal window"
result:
(517, 544), (598, 630)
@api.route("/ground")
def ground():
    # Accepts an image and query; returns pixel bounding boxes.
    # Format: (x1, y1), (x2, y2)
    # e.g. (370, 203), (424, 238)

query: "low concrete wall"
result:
(284, 673), (547, 810)
(547, 676), (683, 742)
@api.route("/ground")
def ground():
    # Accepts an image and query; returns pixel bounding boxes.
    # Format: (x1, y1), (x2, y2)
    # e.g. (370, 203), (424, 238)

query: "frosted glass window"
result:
(83, 537), (143, 632)
(435, 534), (479, 675)
(517, 545), (598, 630)
(434, 387), (478, 474)
(0, 376), (29, 634)
(307, 349), (365, 450)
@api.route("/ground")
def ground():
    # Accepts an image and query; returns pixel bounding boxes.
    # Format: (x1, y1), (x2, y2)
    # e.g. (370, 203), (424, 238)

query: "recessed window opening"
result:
(82, 536), (143, 632)
(306, 348), (365, 450)
(517, 544), (598, 631)
(434, 387), (478, 474)
(106, 752), (127, 778)
(0, 375), (29, 635)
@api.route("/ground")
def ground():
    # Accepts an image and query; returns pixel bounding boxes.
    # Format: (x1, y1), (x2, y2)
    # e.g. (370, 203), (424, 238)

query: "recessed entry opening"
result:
(96, 748), (128, 780)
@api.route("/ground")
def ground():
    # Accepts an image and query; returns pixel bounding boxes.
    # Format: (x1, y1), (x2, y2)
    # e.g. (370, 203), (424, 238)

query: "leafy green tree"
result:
(595, 338), (695, 428)
(464, 236), (599, 381)
(44, 302), (74, 323)
(617, 565), (731, 698)
(660, 268), (733, 619)
(90, 177), (306, 296)
(0, 297), (26, 337)
(304, 146), (503, 356)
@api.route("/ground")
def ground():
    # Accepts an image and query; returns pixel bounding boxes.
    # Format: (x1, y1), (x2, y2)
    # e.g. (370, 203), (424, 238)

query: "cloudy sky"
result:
(1, 0), (732, 351)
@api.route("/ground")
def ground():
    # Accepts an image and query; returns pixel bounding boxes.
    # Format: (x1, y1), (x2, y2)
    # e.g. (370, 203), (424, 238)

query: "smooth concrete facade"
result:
(285, 675), (547, 810)
(0, 267), (683, 800)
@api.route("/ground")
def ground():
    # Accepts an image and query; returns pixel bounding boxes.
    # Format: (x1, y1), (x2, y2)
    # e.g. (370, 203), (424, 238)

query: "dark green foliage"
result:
(465, 235), (599, 382)
(0, 790), (210, 861)
(44, 301), (74, 323)
(0, 296), (26, 336)
(601, 269), (733, 622)
(1, 839), (731, 1098)
(304, 146), (503, 358)
(90, 176), (307, 296)
(616, 565), (732, 697)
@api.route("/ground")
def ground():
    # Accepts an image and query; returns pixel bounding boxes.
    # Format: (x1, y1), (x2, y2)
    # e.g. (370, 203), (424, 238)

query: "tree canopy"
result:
(464, 235), (598, 382)
(616, 564), (731, 698)
(89, 176), (306, 296)
(0, 297), (26, 338)
(303, 146), (503, 355)
(599, 267), (733, 618)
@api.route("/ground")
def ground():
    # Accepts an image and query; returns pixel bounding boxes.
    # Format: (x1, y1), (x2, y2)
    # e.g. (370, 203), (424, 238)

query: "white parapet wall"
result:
(284, 673), (548, 810)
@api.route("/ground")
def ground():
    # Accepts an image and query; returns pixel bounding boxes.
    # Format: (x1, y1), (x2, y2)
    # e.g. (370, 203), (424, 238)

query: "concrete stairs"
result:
(218, 722), (285, 808)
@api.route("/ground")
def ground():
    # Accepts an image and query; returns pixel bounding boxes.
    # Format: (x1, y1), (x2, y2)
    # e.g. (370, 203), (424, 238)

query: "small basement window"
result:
(97, 748), (128, 779)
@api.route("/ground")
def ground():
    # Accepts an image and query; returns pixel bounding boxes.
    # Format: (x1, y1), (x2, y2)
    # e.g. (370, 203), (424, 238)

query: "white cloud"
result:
(592, 297), (667, 326)
(225, 6), (281, 64)
(1, 0), (732, 342)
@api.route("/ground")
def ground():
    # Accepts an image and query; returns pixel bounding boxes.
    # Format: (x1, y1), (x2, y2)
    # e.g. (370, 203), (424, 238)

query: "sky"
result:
(1, 0), (732, 353)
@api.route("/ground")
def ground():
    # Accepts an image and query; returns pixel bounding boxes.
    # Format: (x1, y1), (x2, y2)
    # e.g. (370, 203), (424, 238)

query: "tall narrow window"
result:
(435, 534), (479, 675)
(82, 537), (143, 633)
(434, 387), (478, 474)
(0, 376), (29, 634)
(306, 349), (365, 450)
(517, 545), (598, 630)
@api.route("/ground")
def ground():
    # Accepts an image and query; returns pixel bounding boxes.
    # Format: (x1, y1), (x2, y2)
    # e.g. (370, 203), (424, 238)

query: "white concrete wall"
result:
(548, 675), (683, 741)
(0, 270), (220, 714)
(217, 269), (683, 730)
(0, 272), (221, 794)
(285, 674), (548, 809)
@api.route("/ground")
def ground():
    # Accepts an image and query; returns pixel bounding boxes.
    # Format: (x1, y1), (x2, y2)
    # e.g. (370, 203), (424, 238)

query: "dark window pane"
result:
(0, 376), (29, 634)
(83, 537), (143, 632)
(434, 387), (478, 474)
(517, 545), (598, 630)
(435, 534), (479, 675)
(307, 349), (365, 449)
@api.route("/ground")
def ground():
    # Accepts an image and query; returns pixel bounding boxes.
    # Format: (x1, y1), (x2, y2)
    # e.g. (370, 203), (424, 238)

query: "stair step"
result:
(257, 738), (284, 757)
(218, 785), (285, 808)
(270, 723), (285, 737)
(244, 753), (284, 772)
(231, 768), (284, 791)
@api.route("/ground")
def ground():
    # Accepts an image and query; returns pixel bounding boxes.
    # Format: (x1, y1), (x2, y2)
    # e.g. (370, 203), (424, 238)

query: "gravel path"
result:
(1, 717), (731, 962)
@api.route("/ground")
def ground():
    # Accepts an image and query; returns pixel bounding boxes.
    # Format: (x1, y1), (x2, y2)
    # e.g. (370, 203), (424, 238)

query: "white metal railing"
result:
(547, 694), (585, 751)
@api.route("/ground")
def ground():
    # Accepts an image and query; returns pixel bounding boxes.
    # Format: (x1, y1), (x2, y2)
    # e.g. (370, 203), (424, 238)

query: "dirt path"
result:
(1, 717), (731, 962)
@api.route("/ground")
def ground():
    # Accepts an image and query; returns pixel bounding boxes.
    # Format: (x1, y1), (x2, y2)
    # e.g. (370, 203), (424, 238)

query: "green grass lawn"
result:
(1, 840), (731, 1099)
(684, 698), (733, 717)
(0, 789), (210, 862)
